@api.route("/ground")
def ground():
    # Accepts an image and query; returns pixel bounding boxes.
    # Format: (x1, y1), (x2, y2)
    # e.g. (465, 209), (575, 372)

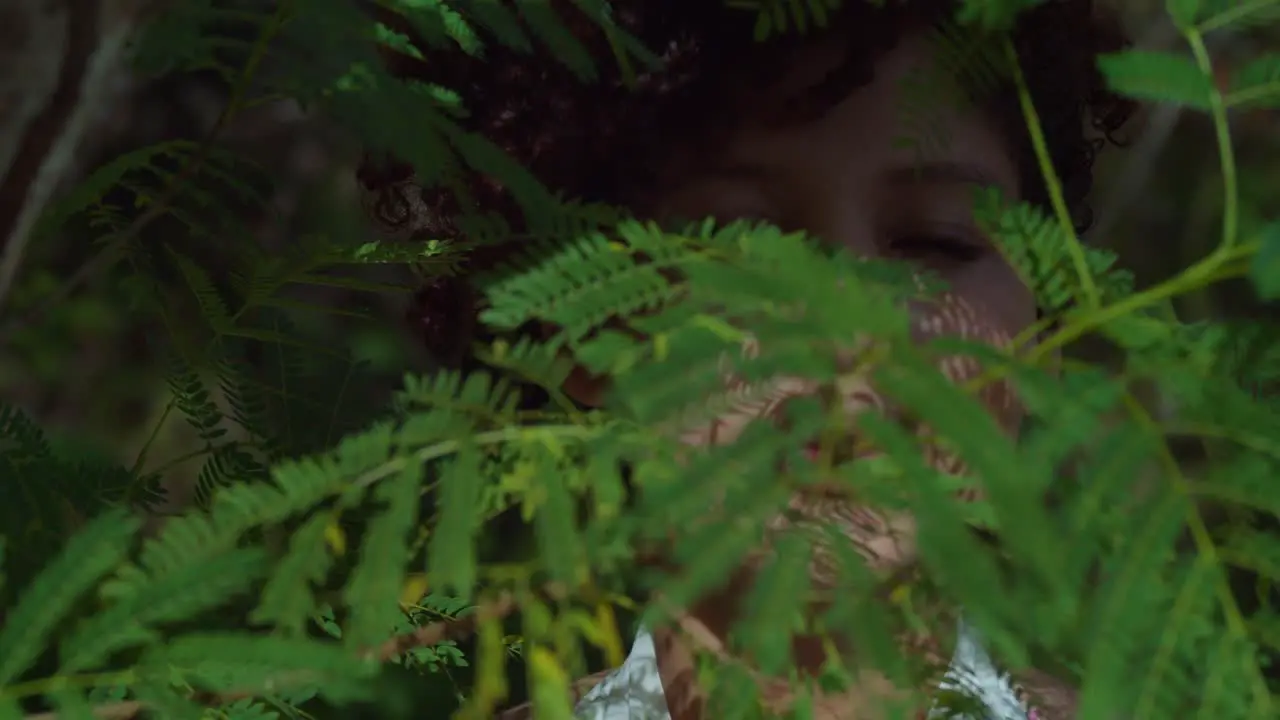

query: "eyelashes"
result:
(656, 202), (987, 266)
(887, 231), (986, 264)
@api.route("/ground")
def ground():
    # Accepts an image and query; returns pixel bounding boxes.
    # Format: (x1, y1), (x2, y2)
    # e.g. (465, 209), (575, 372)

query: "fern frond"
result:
(215, 698), (282, 720)
(0, 510), (139, 686)
(217, 356), (282, 461)
(170, 247), (233, 332)
(145, 634), (373, 702)
(385, 0), (483, 55)
(474, 336), (576, 400)
(128, 683), (204, 720)
(724, 0), (842, 40)
(1097, 50), (1215, 109)
(1195, 0), (1280, 33)
(1228, 53), (1280, 109)
(736, 532), (812, 674)
(208, 455), (351, 534)
(512, 0), (596, 79)
(481, 229), (675, 343)
(59, 548), (268, 673)
(397, 369), (519, 428)
(45, 689), (99, 720)
(194, 442), (266, 507)
(0, 402), (52, 466)
(427, 446), (485, 595)
(166, 358), (228, 445)
(529, 446), (582, 586)
(130, 0), (284, 84)
(973, 188), (1134, 314)
(250, 514), (335, 636)
(343, 463), (423, 649)
(452, 0), (532, 52)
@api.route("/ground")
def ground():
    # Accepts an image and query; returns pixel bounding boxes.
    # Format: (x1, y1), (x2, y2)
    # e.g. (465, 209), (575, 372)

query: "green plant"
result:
(2, 0), (1280, 719)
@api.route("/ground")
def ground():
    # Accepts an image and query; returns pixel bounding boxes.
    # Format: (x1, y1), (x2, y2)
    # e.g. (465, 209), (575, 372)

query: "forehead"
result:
(711, 30), (1019, 197)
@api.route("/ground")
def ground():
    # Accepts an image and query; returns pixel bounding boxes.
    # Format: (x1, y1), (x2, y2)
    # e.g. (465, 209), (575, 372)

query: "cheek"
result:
(908, 290), (1024, 439)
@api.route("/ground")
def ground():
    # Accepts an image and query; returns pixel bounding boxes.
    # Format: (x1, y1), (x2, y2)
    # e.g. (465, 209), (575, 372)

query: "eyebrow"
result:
(689, 159), (1010, 195)
(695, 160), (772, 183)
(884, 161), (1005, 189)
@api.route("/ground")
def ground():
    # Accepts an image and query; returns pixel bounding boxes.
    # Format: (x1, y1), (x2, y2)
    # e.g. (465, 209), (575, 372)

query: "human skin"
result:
(565, 29), (1031, 561)
(495, 22), (1085, 720)
(547, 27), (1055, 720)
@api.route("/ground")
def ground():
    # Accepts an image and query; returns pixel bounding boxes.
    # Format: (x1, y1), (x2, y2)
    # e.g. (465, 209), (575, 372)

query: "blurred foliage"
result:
(0, 0), (1277, 719)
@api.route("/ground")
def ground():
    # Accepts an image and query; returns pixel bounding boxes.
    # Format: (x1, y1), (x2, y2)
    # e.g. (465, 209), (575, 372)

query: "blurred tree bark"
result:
(0, 0), (147, 309)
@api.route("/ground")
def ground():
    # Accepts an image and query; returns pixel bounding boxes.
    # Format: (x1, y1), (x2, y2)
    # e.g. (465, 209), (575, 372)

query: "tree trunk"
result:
(0, 0), (143, 307)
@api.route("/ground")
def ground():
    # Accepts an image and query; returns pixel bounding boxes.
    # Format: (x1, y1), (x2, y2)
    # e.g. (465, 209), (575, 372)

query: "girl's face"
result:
(562, 30), (1037, 570)
(652, 30), (1033, 340)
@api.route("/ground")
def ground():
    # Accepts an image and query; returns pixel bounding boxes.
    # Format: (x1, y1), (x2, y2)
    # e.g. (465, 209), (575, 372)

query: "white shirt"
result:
(571, 619), (1036, 720)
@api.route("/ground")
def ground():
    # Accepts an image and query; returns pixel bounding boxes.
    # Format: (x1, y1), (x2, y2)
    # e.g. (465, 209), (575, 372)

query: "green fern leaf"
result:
(442, 123), (555, 227)
(131, 0), (283, 84)
(876, 351), (1060, 575)
(454, 0), (532, 52)
(1166, 0), (1203, 26)
(250, 514), (334, 635)
(137, 511), (228, 578)
(1195, 0), (1280, 32)
(59, 548), (267, 672)
(29, 142), (184, 241)
(0, 510), (139, 686)
(333, 420), (396, 479)
(1219, 525), (1280, 583)
(0, 402), (52, 465)
(857, 411), (1018, 641)
(166, 359), (228, 445)
(128, 682), (205, 720)
(737, 531), (811, 675)
(193, 443), (265, 507)
(656, 502), (785, 623)
(343, 463), (423, 650)
(532, 447), (581, 586)
(217, 357), (281, 460)
(427, 446), (484, 595)
(725, 0), (839, 40)
(46, 690), (98, 720)
(146, 634), (373, 703)
(955, 0), (1025, 30)
(216, 698), (281, 720)
(1229, 54), (1280, 109)
(393, 0), (483, 55)
(514, 0), (596, 79)
(1097, 50), (1214, 109)
(974, 187), (1133, 312)
(209, 456), (348, 533)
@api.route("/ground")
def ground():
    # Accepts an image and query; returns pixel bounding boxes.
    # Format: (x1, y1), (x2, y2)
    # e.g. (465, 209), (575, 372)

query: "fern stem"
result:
(1004, 39), (1099, 309)
(130, 397), (177, 474)
(963, 237), (1257, 398)
(149, 443), (224, 476)
(0, 669), (136, 704)
(1024, 237), (1258, 364)
(355, 424), (603, 493)
(1196, 0), (1277, 34)
(1183, 29), (1240, 253)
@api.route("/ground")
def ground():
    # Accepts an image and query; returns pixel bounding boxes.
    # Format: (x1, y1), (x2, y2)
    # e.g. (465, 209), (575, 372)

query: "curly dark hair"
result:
(357, 0), (1134, 363)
